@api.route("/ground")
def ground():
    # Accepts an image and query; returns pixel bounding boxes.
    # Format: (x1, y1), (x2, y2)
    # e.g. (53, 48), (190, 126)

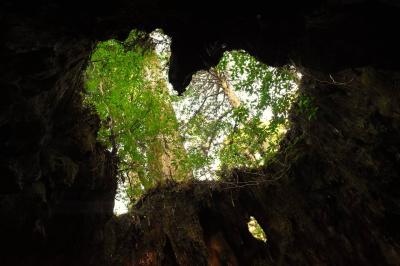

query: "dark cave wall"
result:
(0, 16), (117, 265)
(103, 68), (400, 266)
(165, 1), (400, 93)
(1, 0), (400, 265)
(242, 68), (400, 265)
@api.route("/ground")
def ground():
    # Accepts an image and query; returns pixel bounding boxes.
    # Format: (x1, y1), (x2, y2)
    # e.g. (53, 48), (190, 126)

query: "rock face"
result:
(1, 1), (400, 265)
(0, 19), (117, 265)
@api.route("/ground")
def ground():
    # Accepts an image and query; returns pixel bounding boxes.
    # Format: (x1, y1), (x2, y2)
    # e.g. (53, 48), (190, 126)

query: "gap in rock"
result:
(83, 29), (299, 215)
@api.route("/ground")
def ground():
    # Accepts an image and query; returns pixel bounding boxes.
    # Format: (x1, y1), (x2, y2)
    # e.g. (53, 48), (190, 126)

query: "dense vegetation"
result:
(176, 51), (298, 178)
(84, 30), (298, 209)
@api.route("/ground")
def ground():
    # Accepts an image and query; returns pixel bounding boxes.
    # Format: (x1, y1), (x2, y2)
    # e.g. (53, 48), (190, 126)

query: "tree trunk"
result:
(146, 58), (191, 182)
(211, 68), (241, 108)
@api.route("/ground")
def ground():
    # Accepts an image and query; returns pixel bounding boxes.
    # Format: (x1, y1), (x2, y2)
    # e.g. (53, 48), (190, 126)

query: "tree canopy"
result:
(84, 30), (298, 210)
(85, 31), (190, 204)
(174, 50), (298, 177)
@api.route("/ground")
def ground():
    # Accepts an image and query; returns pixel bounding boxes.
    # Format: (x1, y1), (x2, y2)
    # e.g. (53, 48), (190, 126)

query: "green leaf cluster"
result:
(175, 50), (298, 175)
(84, 31), (186, 205)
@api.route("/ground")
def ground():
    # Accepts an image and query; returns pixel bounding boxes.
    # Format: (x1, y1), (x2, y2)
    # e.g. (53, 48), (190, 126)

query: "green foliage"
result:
(84, 30), (186, 205)
(297, 95), (318, 121)
(174, 50), (298, 176)
(84, 30), (299, 209)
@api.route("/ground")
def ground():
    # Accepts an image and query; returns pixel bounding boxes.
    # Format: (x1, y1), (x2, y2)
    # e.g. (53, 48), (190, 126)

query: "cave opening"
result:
(248, 216), (267, 243)
(83, 29), (299, 215)
(2, 1), (400, 265)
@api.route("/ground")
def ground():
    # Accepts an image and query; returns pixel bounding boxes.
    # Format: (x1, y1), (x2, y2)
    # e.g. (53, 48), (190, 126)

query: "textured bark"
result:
(211, 68), (241, 109)
(146, 74), (190, 182)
